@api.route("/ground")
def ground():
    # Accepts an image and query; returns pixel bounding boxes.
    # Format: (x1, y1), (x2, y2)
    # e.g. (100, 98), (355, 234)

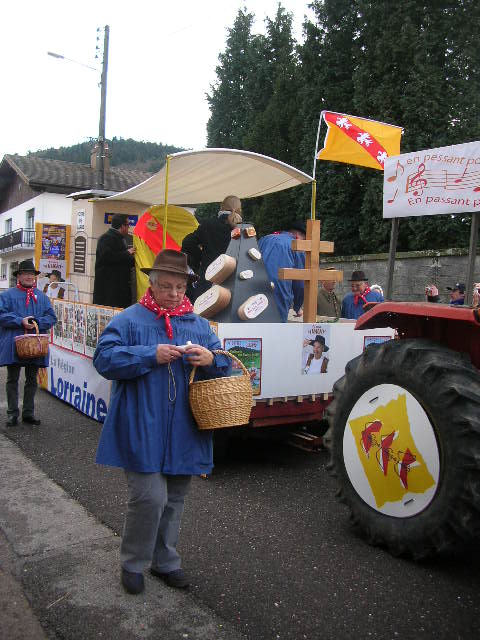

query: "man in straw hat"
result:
(341, 269), (384, 320)
(0, 259), (56, 427)
(93, 249), (231, 595)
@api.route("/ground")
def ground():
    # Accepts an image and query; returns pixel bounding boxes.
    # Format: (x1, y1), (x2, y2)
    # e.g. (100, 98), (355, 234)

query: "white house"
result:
(0, 152), (151, 291)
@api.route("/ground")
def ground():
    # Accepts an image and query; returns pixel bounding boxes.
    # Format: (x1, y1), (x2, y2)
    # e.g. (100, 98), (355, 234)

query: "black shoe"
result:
(121, 568), (145, 595)
(22, 416), (41, 426)
(150, 567), (189, 589)
(6, 416), (18, 427)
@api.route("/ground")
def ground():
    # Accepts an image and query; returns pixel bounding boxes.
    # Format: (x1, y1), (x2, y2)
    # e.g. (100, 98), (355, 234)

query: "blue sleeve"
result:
(196, 324), (232, 378)
(341, 298), (347, 318)
(36, 297), (57, 333)
(0, 293), (23, 328)
(93, 320), (158, 380)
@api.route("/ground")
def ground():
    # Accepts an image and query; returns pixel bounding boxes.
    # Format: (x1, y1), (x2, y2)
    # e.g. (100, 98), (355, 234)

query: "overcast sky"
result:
(0, 0), (314, 160)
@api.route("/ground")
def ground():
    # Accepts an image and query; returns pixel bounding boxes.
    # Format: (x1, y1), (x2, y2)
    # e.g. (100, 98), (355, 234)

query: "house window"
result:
(9, 262), (18, 287)
(0, 263), (6, 281)
(5, 218), (12, 234)
(26, 208), (35, 229)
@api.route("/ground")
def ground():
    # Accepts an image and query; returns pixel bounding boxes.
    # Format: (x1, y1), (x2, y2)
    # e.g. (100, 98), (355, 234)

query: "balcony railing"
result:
(0, 228), (36, 253)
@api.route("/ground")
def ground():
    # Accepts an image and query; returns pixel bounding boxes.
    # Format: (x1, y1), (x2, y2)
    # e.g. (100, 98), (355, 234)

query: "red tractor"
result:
(325, 302), (480, 558)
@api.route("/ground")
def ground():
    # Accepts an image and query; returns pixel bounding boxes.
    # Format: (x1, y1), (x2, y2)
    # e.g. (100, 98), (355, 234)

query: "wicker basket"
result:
(14, 321), (50, 360)
(189, 349), (253, 430)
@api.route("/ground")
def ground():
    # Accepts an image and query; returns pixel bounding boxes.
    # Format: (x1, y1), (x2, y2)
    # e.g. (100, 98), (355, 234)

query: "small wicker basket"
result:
(189, 349), (253, 430)
(14, 321), (50, 360)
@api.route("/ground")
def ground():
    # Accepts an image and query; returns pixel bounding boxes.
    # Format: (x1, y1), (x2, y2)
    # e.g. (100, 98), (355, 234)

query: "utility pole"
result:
(97, 25), (109, 190)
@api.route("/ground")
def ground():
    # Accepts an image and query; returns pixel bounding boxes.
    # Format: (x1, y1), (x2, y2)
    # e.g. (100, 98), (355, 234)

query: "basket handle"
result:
(188, 348), (251, 385)
(24, 320), (40, 335)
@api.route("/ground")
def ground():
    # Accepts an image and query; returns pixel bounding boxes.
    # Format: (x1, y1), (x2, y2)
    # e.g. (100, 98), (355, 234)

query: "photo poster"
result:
(364, 335), (393, 350)
(223, 338), (262, 396)
(52, 299), (64, 346)
(85, 306), (99, 358)
(302, 324), (331, 375)
(97, 307), (114, 338)
(73, 304), (87, 354)
(34, 222), (71, 282)
(62, 301), (74, 350)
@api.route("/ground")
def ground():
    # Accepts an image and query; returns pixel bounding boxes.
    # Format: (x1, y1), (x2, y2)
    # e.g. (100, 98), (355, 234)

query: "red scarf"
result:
(139, 287), (193, 339)
(354, 286), (371, 306)
(17, 283), (37, 309)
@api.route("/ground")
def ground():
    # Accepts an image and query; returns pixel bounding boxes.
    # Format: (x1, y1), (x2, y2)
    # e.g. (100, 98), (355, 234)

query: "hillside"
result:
(29, 137), (186, 173)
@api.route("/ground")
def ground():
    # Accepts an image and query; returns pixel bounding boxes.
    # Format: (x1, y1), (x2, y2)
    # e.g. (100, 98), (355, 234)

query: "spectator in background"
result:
(317, 268), (341, 318)
(181, 195), (243, 302)
(341, 270), (384, 320)
(425, 284), (440, 302)
(93, 214), (136, 309)
(0, 259), (56, 427)
(42, 269), (65, 299)
(258, 220), (306, 322)
(446, 282), (465, 305)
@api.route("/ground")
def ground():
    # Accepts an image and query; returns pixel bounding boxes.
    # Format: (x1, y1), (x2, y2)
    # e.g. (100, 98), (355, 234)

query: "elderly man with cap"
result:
(0, 259), (56, 427)
(93, 213), (136, 308)
(258, 219), (306, 322)
(447, 282), (465, 305)
(317, 268), (341, 318)
(341, 270), (384, 320)
(93, 249), (231, 596)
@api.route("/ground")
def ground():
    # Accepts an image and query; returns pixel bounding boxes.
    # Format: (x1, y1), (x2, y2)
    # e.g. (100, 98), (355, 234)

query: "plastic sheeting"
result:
(105, 148), (313, 205)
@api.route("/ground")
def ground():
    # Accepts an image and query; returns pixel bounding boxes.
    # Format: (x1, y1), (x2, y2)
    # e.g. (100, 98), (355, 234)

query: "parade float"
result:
(41, 147), (394, 443)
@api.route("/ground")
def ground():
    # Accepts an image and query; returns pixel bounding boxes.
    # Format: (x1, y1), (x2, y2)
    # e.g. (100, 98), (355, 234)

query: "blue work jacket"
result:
(93, 304), (231, 475)
(258, 232), (305, 322)
(0, 287), (56, 367)
(341, 290), (384, 320)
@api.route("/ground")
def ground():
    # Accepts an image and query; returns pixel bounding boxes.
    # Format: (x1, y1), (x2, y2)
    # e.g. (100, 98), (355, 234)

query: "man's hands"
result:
(156, 344), (184, 364)
(21, 316), (36, 329)
(127, 247), (136, 255)
(155, 343), (214, 367)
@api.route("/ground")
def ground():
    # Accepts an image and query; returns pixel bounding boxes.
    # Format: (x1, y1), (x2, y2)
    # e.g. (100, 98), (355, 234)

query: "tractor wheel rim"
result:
(343, 383), (440, 518)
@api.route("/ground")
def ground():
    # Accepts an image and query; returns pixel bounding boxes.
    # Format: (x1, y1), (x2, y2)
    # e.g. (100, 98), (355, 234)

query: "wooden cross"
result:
(278, 219), (343, 323)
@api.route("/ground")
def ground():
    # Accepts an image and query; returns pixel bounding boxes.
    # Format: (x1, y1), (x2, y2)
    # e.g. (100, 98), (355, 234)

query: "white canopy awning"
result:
(105, 148), (313, 205)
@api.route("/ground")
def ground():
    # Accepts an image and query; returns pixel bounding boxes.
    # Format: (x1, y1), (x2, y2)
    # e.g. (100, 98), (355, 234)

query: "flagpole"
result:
(311, 111), (324, 221)
(163, 155), (171, 249)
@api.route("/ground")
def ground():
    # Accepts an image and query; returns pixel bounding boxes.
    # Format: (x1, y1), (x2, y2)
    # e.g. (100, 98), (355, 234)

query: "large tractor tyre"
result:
(324, 338), (480, 559)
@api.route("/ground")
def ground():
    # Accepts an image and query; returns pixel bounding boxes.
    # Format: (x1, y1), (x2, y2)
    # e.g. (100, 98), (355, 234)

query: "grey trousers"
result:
(121, 471), (192, 574)
(6, 364), (39, 419)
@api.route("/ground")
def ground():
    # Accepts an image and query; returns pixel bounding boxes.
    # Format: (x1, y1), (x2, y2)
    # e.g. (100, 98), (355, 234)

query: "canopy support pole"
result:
(310, 111), (324, 221)
(465, 212), (479, 306)
(385, 217), (399, 300)
(162, 155), (171, 249)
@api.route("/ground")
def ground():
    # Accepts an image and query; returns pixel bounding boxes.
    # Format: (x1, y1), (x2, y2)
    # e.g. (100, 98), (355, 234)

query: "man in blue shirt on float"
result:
(258, 220), (306, 322)
(341, 270), (384, 320)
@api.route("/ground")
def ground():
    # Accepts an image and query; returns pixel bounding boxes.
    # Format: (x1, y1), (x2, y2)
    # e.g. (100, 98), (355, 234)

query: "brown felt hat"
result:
(140, 249), (199, 283)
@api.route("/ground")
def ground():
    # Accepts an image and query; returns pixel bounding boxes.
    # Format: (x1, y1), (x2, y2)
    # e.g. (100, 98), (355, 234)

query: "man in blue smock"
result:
(93, 249), (230, 596)
(341, 270), (384, 320)
(258, 220), (306, 322)
(0, 259), (56, 427)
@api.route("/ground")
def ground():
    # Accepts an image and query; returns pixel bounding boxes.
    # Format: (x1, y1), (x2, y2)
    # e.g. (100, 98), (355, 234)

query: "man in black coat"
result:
(93, 214), (136, 308)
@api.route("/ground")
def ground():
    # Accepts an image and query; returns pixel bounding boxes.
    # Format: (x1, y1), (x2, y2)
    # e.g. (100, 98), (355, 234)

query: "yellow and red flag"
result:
(133, 204), (198, 299)
(317, 111), (402, 170)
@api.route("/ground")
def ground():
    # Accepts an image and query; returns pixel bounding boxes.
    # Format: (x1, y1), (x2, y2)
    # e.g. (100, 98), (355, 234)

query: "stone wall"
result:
(320, 248), (480, 303)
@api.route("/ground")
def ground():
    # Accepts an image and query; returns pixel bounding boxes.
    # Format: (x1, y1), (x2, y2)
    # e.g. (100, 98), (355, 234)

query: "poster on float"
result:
(223, 338), (262, 396)
(73, 304), (87, 354)
(34, 223), (71, 283)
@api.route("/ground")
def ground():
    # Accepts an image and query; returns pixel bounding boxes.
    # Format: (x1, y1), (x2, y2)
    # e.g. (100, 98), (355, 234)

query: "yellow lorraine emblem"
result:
(348, 394), (435, 508)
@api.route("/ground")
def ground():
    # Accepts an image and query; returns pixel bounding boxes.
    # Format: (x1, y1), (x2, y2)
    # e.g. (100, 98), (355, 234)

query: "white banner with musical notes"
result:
(383, 140), (480, 218)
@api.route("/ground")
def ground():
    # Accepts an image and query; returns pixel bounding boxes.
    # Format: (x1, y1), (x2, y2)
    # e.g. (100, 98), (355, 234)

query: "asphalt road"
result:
(2, 375), (480, 640)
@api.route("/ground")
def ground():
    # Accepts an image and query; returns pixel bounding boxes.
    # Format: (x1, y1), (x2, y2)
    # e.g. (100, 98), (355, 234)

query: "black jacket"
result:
(181, 216), (231, 300)
(93, 228), (135, 308)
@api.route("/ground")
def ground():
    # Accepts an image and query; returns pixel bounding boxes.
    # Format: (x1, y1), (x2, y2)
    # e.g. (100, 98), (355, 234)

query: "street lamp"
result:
(47, 24), (110, 190)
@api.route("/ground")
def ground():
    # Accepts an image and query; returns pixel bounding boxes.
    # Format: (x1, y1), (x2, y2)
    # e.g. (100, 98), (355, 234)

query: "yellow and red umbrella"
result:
(133, 204), (198, 299)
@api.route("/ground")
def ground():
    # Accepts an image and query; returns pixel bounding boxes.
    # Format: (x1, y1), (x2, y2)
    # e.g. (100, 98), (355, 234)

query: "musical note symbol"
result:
(410, 163), (427, 196)
(387, 159), (405, 183)
(455, 165), (468, 184)
(474, 187), (480, 192)
(387, 188), (398, 204)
